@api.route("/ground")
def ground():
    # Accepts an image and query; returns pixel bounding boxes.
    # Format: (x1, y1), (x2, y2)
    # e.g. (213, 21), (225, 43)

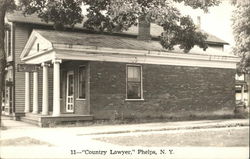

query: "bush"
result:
(234, 102), (249, 118)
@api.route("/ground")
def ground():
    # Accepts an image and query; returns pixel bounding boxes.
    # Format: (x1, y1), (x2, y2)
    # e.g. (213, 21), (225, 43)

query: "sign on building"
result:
(17, 64), (40, 72)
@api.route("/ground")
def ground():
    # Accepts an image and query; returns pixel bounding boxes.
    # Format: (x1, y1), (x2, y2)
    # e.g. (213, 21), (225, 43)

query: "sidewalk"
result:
(1, 115), (249, 135)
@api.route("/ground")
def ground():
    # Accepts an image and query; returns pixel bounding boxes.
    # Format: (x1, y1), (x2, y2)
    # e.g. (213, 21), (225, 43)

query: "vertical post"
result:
(42, 63), (49, 115)
(24, 72), (30, 113)
(32, 71), (38, 114)
(241, 85), (245, 102)
(247, 74), (250, 107)
(52, 59), (61, 116)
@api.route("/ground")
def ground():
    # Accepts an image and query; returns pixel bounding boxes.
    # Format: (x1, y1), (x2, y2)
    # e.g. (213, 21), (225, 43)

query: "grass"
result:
(0, 137), (53, 146)
(95, 127), (249, 147)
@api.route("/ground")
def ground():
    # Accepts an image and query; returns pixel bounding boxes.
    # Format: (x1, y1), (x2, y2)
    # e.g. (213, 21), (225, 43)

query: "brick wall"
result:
(89, 61), (236, 120)
(137, 16), (151, 41)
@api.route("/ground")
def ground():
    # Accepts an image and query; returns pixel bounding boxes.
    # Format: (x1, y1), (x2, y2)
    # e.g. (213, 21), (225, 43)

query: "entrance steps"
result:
(21, 113), (40, 126)
(21, 113), (94, 127)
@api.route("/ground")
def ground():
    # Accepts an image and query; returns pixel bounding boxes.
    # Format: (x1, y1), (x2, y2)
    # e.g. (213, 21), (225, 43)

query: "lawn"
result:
(95, 127), (249, 147)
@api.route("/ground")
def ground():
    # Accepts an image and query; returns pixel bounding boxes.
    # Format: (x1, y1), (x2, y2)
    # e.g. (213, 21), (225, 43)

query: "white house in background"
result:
(235, 74), (248, 105)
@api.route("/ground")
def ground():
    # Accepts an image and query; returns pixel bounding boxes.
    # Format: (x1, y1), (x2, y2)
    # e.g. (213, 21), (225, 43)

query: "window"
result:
(37, 43), (40, 52)
(126, 65), (142, 99)
(5, 30), (11, 57)
(78, 66), (86, 99)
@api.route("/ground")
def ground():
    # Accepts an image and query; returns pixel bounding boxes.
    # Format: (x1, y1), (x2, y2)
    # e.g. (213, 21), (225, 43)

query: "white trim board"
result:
(21, 30), (240, 69)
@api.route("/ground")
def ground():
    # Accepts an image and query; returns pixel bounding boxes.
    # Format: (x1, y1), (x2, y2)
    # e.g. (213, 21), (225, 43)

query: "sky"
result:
(177, 0), (235, 53)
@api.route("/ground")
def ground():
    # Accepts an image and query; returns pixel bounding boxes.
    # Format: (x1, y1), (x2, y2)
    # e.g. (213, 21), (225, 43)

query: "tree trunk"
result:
(0, 2), (7, 127)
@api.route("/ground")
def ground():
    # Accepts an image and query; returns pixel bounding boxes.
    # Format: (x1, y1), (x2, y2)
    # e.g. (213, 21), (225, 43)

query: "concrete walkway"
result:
(1, 116), (249, 135)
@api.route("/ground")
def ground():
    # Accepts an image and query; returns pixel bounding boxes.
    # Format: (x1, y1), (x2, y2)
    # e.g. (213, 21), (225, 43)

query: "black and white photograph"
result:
(0, 0), (249, 158)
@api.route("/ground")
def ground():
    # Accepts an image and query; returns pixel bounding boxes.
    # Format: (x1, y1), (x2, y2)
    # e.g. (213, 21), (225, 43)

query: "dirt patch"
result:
(0, 137), (53, 146)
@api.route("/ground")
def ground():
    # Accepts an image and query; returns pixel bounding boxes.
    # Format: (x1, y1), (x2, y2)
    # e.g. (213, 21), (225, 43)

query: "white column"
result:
(42, 63), (49, 115)
(52, 59), (61, 116)
(32, 71), (39, 114)
(24, 72), (30, 113)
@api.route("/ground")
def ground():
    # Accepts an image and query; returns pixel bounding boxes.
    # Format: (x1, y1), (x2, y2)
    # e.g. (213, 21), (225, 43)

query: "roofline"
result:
(8, 19), (229, 45)
(21, 43), (240, 69)
(206, 41), (229, 45)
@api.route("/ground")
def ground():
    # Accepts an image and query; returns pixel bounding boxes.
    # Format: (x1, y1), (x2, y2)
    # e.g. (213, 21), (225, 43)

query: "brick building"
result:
(2, 12), (240, 127)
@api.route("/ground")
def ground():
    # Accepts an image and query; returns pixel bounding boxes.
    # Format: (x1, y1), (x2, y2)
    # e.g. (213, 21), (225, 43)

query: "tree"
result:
(0, 0), (16, 127)
(19, 0), (221, 52)
(232, 0), (250, 106)
(19, 0), (83, 30)
(81, 0), (221, 53)
(232, 1), (250, 72)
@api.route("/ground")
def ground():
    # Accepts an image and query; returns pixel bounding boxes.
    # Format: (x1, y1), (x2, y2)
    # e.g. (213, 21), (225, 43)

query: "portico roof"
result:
(20, 29), (239, 69)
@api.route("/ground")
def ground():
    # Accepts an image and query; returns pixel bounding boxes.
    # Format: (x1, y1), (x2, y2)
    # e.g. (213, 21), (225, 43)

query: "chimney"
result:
(137, 16), (151, 41)
(197, 16), (201, 29)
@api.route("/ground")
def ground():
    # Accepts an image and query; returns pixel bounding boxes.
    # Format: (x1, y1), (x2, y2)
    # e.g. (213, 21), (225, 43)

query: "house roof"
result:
(34, 29), (166, 51)
(6, 11), (229, 45)
(33, 29), (234, 57)
(20, 29), (239, 69)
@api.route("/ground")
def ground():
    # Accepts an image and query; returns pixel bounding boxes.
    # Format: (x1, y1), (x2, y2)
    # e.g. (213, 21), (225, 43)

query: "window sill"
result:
(63, 112), (74, 114)
(76, 98), (86, 101)
(125, 99), (144, 101)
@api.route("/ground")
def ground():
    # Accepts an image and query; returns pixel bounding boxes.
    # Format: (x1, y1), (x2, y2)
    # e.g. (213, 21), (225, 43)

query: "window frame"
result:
(126, 64), (144, 101)
(77, 65), (87, 100)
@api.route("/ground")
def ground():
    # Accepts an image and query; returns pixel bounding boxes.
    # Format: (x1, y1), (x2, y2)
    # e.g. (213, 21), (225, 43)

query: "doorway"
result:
(66, 71), (74, 113)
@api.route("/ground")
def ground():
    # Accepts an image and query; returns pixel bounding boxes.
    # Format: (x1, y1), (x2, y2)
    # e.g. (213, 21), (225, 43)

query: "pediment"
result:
(20, 30), (53, 60)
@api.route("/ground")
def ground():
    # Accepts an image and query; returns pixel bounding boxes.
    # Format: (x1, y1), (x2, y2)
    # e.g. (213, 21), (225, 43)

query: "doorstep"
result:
(21, 113), (93, 127)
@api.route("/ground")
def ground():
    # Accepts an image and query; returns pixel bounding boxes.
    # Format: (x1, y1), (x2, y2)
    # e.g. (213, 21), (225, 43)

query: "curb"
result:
(78, 121), (249, 136)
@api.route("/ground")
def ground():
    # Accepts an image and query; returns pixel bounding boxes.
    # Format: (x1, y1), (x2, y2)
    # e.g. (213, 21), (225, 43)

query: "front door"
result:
(66, 71), (74, 113)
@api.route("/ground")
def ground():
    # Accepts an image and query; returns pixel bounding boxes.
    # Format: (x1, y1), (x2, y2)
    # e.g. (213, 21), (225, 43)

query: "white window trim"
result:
(126, 64), (144, 101)
(125, 98), (144, 101)
(76, 98), (86, 101)
(78, 65), (87, 99)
